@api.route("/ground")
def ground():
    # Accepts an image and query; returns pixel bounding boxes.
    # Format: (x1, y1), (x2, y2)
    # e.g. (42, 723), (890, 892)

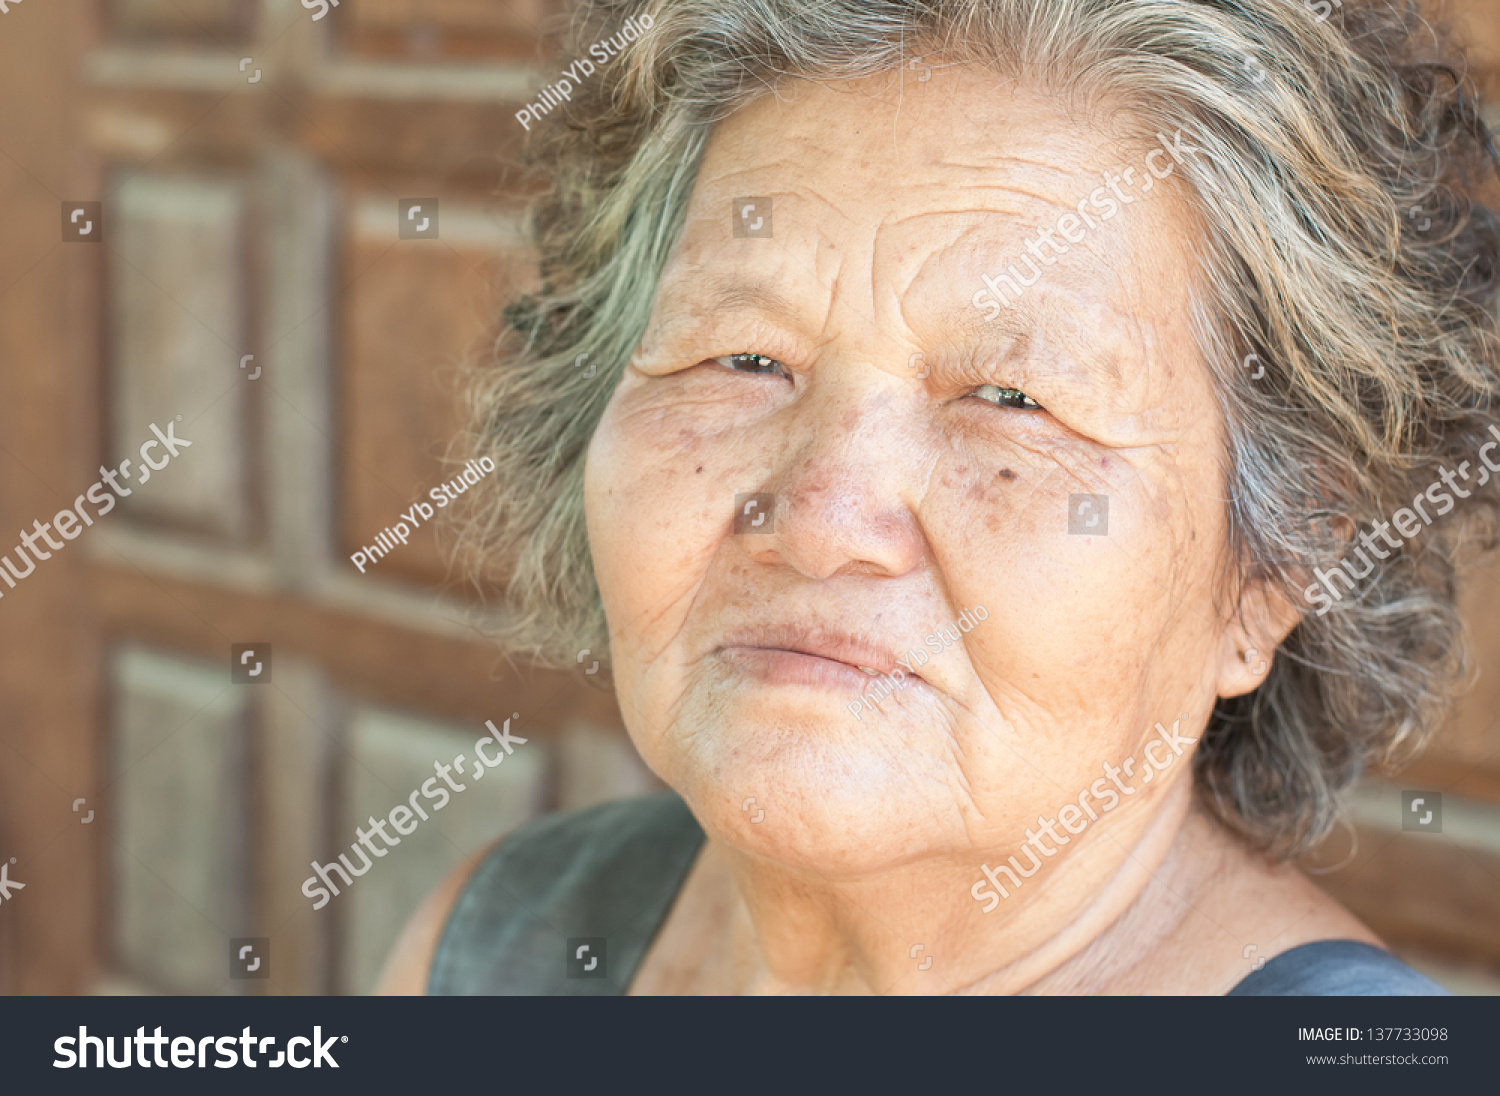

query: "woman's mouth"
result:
(714, 626), (921, 691)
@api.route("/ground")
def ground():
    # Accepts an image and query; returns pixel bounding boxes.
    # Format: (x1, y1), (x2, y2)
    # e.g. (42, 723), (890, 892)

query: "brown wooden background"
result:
(0, 0), (1496, 995)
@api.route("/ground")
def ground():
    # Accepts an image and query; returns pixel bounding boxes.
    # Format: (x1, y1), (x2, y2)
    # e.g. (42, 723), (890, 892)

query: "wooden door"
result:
(0, 0), (1498, 997)
(0, 0), (657, 996)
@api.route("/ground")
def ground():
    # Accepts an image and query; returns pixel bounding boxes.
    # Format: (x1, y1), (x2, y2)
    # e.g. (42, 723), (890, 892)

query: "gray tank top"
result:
(427, 793), (1449, 996)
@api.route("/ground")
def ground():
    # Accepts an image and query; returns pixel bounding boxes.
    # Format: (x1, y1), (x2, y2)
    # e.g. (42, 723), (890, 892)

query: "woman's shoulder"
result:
(1228, 940), (1450, 996)
(379, 793), (704, 995)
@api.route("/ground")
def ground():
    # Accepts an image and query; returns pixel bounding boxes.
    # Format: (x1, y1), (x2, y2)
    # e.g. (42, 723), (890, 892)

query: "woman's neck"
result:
(649, 773), (1205, 995)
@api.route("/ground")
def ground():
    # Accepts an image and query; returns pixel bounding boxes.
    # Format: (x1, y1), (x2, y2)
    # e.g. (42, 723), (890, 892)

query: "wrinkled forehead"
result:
(651, 69), (1208, 393)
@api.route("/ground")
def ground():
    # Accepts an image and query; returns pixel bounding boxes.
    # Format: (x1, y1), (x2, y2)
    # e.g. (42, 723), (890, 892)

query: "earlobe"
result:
(1216, 579), (1302, 699)
(1216, 634), (1273, 700)
(1219, 643), (1271, 699)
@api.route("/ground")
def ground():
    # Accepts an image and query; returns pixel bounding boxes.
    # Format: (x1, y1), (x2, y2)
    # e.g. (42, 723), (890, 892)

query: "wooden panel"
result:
(83, 86), (268, 165)
(108, 0), (252, 43)
(90, 562), (624, 729)
(1313, 825), (1500, 967)
(337, 706), (548, 993)
(263, 150), (336, 584)
(111, 645), (250, 993)
(556, 720), (663, 812)
(16, 0), (1491, 1006)
(345, 0), (545, 36)
(259, 658), (339, 996)
(339, 0), (553, 59)
(1387, 540), (1500, 971)
(0, 0), (102, 996)
(1306, 780), (1500, 972)
(1445, 0), (1500, 95)
(109, 172), (251, 540)
(1395, 753), (1500, 804)
(339, 196), (533, 588)
(297, 95), (527, 182)
(1428, 552), (1500, 780)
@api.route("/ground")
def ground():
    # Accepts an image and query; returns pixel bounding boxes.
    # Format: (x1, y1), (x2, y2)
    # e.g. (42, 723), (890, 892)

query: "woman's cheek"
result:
(921, 450), (1164, 702)
(586, 394), (742, 646)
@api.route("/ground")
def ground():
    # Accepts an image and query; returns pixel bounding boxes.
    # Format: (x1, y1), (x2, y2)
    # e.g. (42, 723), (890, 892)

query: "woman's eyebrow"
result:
(658, 271), (805, 326)
(937, 307), (1033, 369)
(702, 275), (810, 323)
(947, 304), (1128, 385)
(642, 274), (811, 359)
(965, 327), (1033, 364)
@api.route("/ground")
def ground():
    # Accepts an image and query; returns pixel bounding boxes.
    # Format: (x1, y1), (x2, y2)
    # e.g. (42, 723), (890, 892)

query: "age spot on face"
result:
(980, 467), (1017, 495)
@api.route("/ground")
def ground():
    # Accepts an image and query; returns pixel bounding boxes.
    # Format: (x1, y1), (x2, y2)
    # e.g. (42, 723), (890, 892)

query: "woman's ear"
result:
(1216, 574), (1303, 699)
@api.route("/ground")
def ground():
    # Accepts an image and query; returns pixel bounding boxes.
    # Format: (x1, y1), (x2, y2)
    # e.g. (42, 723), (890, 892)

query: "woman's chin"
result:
(671, 750), (972, 877)
(626, 682), (986, 874)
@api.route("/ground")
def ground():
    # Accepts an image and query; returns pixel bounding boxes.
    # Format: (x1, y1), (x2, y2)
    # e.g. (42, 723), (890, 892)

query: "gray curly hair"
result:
(455, 0), (1500, 857)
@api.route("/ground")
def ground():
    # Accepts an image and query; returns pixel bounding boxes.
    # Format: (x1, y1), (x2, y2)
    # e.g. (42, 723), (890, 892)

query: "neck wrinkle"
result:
(957, 773), (1196, 996)
(712, 773), (1196, 996)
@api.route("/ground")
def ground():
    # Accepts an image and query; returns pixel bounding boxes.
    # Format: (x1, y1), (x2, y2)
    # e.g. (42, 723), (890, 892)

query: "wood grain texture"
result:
(338, 203), (532, 589)
(0, 0), (101, 995)
(89, 562), (624, 731)
(1313, 824), (1500, 969)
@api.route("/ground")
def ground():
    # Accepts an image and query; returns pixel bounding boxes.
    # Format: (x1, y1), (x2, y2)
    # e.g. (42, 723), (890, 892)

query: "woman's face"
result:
(585, 68), (1265, 879)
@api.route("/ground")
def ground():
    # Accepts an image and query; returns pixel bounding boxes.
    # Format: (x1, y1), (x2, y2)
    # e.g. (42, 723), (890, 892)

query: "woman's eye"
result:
(713, 352), (788, 376)
(970, 384), (1043, 411)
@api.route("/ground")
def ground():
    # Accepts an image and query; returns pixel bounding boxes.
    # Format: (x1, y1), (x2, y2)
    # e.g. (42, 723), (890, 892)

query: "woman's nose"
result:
(741, 378), (927, 582)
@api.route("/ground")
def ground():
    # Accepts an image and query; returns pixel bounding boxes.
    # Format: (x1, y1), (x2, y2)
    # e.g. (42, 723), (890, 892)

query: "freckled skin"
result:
(581, 69), (1372, 995)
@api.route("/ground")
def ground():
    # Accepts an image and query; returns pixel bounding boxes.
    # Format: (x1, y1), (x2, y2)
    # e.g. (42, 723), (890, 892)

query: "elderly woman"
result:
(382, 0), (1499, 995)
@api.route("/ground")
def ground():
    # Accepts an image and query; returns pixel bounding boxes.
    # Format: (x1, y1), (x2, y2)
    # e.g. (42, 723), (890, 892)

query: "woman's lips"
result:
(719, 647), (890, 690)
(713, 626), (923, 691)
